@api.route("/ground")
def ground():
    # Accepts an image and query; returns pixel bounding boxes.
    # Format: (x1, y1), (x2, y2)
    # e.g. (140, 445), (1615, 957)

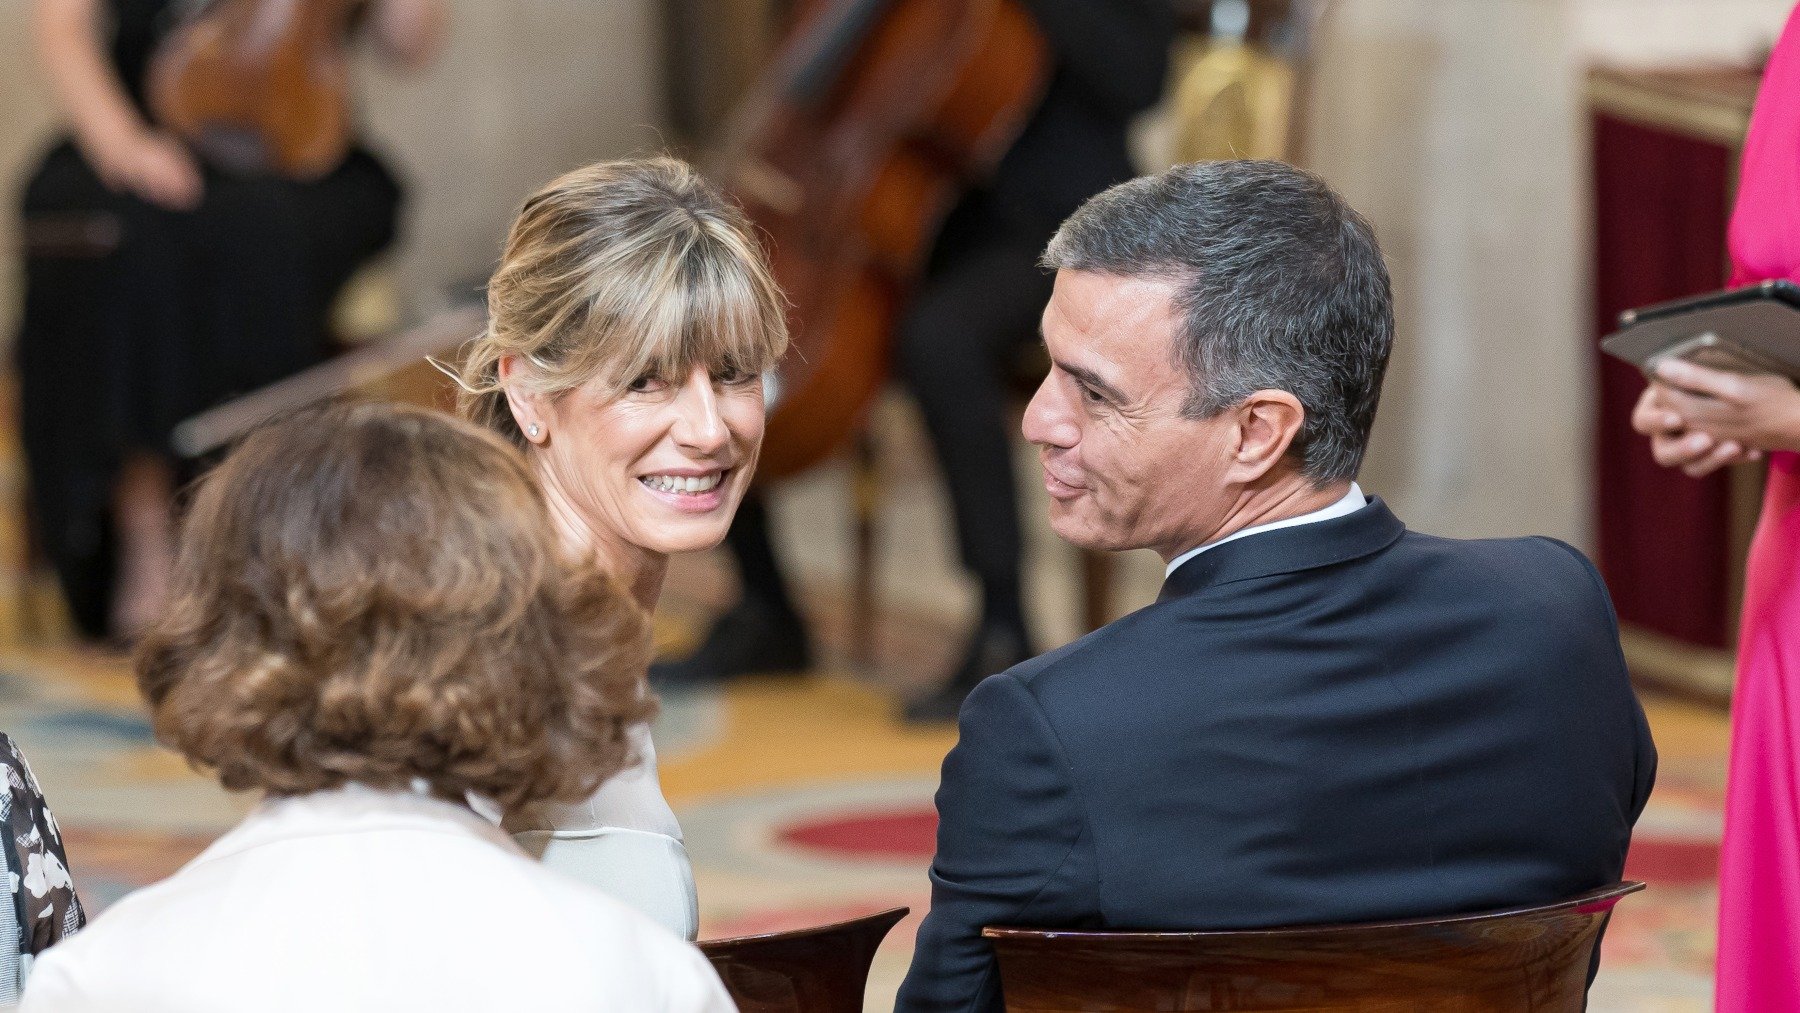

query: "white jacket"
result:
(21, 785), (733, 1013)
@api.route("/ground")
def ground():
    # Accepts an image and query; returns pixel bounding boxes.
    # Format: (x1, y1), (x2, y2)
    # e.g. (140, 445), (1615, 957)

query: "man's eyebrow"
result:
(1053, 358), (1129, 404)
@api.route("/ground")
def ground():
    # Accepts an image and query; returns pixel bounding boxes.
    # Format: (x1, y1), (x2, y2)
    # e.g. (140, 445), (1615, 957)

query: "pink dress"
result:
(1716, 5), (1800, 1007)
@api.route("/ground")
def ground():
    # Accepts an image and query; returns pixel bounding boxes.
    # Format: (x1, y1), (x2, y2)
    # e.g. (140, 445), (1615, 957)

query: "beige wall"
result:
(0, 0), (667, 331)
(1308, 0), (1793, 549)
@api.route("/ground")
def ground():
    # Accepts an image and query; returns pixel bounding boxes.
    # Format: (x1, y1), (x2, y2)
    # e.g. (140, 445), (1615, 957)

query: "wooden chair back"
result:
(699, 906), (909, 1013)
(984, 882), (1643, 1012)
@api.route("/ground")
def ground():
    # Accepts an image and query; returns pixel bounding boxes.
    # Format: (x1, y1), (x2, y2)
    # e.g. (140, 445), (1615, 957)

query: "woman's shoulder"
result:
(0, 734), (86, 956)
(15, 875), (177, 1011)
(21, 876), (721, 1013)
(21, 821), (707, 1005)
(495, 850), (725, 1003)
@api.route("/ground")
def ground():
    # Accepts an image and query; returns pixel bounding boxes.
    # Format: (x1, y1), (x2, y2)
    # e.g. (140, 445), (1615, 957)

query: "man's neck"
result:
(1161, 476), (1355, 564)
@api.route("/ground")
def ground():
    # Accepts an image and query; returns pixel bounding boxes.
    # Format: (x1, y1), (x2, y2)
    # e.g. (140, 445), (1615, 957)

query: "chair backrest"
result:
(983, 882), (1643, 1012)
(699, 906), (909, 1013)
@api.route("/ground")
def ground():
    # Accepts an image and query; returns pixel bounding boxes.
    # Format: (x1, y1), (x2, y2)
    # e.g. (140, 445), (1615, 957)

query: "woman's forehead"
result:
(561, 341), (760, 396)
(601, 322), (775, 373)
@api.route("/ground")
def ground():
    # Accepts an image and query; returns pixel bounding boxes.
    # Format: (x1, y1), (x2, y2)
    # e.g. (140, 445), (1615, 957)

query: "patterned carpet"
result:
(0, 553), (1728, 1010)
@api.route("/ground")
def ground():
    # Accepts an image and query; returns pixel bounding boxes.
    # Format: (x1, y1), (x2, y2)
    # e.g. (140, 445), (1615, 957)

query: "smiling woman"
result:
(455, 157), (789, 938)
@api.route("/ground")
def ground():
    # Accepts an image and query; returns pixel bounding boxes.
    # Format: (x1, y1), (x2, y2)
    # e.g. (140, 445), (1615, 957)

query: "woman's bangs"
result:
(587, 258), (786, 391)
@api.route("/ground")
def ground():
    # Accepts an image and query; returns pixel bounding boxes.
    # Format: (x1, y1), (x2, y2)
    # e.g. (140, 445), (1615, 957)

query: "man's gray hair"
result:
(1042, 160), (1393, 483)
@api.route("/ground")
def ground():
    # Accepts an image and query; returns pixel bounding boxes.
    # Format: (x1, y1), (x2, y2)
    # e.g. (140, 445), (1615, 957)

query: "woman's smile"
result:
(638, 467), (733, 513)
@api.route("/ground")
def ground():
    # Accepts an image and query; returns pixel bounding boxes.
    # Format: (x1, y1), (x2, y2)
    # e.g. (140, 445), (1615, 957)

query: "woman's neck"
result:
(537, 464), (667, 612)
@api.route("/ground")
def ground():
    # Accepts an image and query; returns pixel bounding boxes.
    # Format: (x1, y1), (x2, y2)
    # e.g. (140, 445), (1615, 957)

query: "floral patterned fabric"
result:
(0, 735), (82, 958)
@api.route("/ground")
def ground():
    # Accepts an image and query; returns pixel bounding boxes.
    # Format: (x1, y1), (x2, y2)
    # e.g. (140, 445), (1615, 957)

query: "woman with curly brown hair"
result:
(455, 156), (788, 939)
(19, 400), (732, 1013)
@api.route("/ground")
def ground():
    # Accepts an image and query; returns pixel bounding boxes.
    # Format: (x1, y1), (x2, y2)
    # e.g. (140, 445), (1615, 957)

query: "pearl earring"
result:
(527, 423), (542, 439)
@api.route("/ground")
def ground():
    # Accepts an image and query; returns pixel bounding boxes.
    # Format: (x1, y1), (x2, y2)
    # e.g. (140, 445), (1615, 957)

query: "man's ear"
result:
(497, 354), (549, 444)
(1226, 390), (1306, 484)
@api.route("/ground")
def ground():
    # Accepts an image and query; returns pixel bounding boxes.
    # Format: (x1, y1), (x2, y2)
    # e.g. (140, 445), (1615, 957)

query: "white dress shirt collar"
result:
(1165, 483), (1368, 578)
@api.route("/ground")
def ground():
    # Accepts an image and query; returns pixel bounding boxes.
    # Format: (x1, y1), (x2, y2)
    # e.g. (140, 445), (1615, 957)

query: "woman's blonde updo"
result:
(458, 156), (788, 444)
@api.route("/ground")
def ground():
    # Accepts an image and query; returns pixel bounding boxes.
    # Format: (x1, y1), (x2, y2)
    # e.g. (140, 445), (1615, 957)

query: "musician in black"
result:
(659, 0), (1175, 722)
(20, 0), (442, 640)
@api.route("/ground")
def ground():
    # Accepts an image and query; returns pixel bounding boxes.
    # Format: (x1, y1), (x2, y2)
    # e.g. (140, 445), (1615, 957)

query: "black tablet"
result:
(1601, 279), (1800, 382)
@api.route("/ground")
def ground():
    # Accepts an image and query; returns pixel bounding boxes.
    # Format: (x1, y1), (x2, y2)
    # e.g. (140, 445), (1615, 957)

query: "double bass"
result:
(715, 0), (1051, 480)
(147, 0), (363, 179)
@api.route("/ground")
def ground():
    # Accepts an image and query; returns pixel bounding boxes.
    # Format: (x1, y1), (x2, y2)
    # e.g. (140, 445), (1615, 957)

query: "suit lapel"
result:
(1156, 498), (1407, 602)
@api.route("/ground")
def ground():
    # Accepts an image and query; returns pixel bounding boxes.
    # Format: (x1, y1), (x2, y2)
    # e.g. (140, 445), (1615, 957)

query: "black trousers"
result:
(892, 197), (1055, 609)
(16, 140), (401, 635)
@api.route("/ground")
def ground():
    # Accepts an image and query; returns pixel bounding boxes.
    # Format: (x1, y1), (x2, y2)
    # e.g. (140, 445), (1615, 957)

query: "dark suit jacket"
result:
(896, 499), (1657, 1013)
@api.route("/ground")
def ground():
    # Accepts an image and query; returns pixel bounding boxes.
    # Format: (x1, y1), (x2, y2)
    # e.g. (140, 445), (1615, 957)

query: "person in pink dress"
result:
(1633, 5), (1800, 1007)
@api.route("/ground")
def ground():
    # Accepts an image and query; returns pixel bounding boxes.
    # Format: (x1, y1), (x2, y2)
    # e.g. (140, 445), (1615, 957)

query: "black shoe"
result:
(902, 623), (1033, 724)
(651, 597), (812, 688)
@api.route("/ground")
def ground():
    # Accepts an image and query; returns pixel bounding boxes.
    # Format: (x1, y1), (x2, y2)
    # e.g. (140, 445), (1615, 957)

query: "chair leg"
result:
(850, 431), (881, 665)
(1080, 549), (1113, 633)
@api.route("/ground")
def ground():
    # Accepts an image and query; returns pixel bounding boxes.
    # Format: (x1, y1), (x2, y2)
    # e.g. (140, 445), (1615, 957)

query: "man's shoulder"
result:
(1391, 529), (1609, 604)
(1395, 528), (1594, 570)
(1000, 531), (1609, 681)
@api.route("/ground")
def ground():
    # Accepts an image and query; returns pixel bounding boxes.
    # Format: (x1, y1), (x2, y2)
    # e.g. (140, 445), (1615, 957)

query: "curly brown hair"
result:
(136, 399), (656, 814)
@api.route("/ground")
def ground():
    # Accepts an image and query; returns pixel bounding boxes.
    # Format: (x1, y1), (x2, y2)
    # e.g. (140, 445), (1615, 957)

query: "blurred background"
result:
(2, 0), (1792, 1008)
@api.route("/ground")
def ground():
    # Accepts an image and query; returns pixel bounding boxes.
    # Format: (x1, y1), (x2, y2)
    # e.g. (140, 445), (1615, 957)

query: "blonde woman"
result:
(456, 158), (788, 939)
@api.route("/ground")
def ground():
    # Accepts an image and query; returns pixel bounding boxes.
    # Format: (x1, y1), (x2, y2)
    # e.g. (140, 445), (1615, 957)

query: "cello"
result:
(146, 0), (363, 179)
(714, 0), (1051, 480)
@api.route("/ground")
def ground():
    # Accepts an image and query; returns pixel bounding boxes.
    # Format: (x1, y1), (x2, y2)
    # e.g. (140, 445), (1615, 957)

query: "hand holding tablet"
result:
(1608, 280), (1800, 477)
(1603, 279), (1800, 385)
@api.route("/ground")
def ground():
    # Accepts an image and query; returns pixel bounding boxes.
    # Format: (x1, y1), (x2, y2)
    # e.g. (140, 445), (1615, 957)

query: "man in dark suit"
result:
(895, 160), (1657, 1013)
